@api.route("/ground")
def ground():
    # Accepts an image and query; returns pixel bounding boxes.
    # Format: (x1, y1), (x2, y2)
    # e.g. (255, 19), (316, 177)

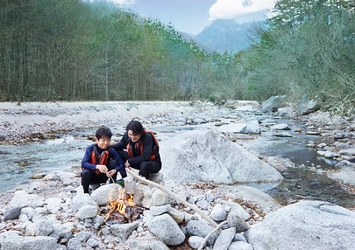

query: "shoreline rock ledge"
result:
(1, 170), (355, 250)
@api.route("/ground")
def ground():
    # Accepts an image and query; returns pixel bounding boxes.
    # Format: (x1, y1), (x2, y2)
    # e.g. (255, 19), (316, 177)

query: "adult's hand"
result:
(124, 160), (130, 168)
(106, 169), (117, 177)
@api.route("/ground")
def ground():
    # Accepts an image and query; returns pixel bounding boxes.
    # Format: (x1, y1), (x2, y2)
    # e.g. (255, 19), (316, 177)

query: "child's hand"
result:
(96, 164), (108, 173)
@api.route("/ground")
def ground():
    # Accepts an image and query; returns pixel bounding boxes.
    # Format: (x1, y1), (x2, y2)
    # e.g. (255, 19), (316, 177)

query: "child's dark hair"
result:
(95, 126), (112, 139)
(126, 120), (144, 135)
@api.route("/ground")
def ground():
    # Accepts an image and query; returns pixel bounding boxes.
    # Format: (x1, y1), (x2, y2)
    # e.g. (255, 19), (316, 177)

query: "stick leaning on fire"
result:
(119, 168), (219, 228)
(105, 168), (220, 248)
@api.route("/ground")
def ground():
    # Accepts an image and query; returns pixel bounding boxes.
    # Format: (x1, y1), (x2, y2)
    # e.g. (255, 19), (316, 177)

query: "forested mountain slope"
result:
(1, 0), (354, 116)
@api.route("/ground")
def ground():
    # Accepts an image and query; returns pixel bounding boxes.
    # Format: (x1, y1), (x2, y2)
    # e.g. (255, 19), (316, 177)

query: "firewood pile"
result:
(102, 191), (145, 224)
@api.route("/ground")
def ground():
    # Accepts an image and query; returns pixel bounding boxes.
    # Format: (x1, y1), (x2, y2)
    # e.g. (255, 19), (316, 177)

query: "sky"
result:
(109, 0), (277, 35)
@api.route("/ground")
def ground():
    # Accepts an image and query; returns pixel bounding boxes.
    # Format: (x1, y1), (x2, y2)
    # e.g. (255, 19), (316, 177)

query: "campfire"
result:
(103, 178), (144, 224)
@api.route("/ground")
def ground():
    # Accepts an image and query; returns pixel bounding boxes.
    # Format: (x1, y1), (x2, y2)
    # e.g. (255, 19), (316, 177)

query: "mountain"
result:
(193, 19), (266, 54)
(137, 12), (266, 54)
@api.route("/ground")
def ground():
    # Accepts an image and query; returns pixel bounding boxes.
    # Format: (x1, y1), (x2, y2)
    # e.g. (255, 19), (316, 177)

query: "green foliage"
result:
(208, 94), (216, 103)
(0, 0), (354, 114)
(242, 0), (355, 112)
(0, 0), (243, 101)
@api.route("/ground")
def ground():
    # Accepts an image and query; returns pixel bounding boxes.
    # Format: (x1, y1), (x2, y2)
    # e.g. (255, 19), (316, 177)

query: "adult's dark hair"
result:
(95, 126), (112, 139)
(126, 120), (144, 135)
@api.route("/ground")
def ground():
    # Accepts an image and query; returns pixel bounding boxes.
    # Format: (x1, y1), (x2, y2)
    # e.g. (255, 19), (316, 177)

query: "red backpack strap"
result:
(144, 129), (159, 160)
(144, 129), (159, 150)
(91, 145), (109, 175)
(91, 145), (100, 164)
(99, 150), (109, 165)
(126, 143), (134, 158)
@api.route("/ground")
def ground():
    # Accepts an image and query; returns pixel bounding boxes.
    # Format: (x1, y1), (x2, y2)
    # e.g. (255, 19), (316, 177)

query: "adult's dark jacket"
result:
(111, 132), (161, 166)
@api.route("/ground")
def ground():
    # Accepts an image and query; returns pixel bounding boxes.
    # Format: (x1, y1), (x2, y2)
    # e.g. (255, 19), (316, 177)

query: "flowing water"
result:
(0, 133), (88, 191)
(245, 118), (355, 209)
(1, 114), (354, 209)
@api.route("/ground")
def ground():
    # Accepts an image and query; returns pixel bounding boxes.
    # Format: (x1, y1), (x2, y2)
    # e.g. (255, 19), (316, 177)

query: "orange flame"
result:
(126, 193), (135, 206)
(109, 190), (135, 215)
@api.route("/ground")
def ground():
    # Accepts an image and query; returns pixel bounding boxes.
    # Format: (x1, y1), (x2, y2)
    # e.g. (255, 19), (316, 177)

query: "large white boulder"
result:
(245, 200), (355, 250)
(159, 130), (283, 184)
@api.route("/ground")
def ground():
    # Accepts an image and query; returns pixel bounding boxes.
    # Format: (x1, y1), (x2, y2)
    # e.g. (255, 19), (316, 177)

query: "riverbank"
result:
(1, 100), (355, 192)
(1, 101), (355, 249)
(0, 101), (202, 144)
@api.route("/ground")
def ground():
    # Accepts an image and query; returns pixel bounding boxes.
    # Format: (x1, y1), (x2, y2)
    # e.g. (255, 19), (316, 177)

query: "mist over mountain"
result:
(136, 9), (267, 55)
(191, 19), (267, 54)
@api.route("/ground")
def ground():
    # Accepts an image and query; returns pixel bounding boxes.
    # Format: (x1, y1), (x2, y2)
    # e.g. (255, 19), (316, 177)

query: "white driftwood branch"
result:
(197, 220), (228, 250)
(125, 168), (218, 228)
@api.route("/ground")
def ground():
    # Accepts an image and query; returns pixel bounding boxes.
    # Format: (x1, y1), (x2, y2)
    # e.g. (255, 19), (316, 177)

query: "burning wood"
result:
(104, 203), (118, 223)
(125, 206), (145, 223)
(104, 189), (143, 223)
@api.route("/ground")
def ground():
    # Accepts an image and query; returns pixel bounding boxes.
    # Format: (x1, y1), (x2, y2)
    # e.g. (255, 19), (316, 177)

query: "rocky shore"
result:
(1, 100), (355, 250)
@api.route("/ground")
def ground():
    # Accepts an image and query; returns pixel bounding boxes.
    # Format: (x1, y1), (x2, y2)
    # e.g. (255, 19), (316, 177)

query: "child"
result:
(81, 126), (126, 193)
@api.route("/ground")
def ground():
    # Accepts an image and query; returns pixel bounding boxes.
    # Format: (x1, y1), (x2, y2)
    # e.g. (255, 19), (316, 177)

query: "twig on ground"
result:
(197, 220), (228, 250)
(125, 168), (218, 228)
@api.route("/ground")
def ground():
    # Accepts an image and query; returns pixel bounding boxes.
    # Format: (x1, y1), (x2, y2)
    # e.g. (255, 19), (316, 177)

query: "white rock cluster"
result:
(1, 168), (355, 250)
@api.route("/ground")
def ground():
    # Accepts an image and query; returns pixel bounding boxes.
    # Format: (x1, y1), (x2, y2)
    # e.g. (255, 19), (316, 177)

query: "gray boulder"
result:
(159, 130), (283, 184)
(213, 227), (236, 250)
(186, 219), (218, 245)
(3, 207), (22, 221)
(72, 193), (97, 211)
(8, 190), (45, 208)
(91, 183), (122, 206)
(298, 99), (321, 115)
(0, 231), (56, 250)
(245, 200), (355, 250)
(327, 162), (355, 186)
(148, 214), (185, 246)
(261, 96), (286, 112)
(110, 221), (139, 241)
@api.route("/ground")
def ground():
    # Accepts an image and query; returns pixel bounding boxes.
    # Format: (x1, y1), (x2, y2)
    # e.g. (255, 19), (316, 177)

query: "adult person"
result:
(111, 120), (162, 180)
(81, 126), (126, 194)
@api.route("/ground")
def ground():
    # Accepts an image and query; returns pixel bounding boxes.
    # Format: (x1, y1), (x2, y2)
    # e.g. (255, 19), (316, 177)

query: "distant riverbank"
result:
(0, 101), (203, 144)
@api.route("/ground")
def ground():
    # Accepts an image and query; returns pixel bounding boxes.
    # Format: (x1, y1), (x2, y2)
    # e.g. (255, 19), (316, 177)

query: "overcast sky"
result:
(109, 0), (276, 35)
